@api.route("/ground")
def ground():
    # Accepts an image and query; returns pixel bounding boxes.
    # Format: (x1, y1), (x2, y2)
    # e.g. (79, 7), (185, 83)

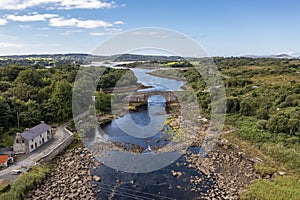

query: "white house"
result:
(13, 121), (52, 154)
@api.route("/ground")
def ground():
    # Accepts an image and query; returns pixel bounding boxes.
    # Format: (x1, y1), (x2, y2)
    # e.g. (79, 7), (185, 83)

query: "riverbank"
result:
(11, 109), (280, 199)
(26, 144), (100, 199)
(22, 127), (263, 199)
(162, 113), (263, 199)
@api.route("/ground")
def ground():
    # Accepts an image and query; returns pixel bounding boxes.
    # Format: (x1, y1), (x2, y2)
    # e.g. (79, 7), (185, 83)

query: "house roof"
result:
(0, 155), (9, 164)
(21, 123), (51, 140)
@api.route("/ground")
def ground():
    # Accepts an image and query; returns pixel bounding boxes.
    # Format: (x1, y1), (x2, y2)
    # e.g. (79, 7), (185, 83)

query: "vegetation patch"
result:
(241, 176), (300, 200)
(0, 165), (50, 199)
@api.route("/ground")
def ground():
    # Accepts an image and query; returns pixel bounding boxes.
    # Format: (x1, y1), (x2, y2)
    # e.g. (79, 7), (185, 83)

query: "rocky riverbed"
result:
(26, 145), (101, 200)
(26, 110), (261, 200)
(26, 138), (261, 200)
(185, 141), (261, 199)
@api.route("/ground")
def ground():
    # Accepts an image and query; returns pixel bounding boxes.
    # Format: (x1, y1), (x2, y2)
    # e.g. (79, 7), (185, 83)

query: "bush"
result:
(266, 114), (289, 133)
(256, 107), (269, 120)
(256, 120), (268, 129)
(0, 165), (50, 199)
(236, 117), (272, 143)
(240, 99), (258, 116)
(226, 97), (240, 113)
(254, 163), (277, 176)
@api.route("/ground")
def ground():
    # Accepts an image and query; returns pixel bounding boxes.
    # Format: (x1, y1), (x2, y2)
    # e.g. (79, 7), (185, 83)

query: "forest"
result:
(0, 63), (136, 147)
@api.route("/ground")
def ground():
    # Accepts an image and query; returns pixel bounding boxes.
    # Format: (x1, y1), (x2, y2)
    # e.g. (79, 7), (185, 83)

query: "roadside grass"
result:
(0, 180), (10, 193)
(0, 165), (50, 199)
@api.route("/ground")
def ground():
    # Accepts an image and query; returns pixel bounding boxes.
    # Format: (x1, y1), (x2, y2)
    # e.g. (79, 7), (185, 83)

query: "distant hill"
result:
(110, 54), (183, 62)
(0, 53), (183, 62)
(270, 54), (294, 59)
(243, 53), (296, 59)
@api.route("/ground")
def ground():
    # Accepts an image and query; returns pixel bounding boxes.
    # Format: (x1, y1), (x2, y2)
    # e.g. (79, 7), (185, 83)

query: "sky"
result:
(0, 0), (300, 56)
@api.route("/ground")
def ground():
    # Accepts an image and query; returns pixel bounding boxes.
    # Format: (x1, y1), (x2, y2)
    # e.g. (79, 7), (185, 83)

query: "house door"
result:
(35, 142), (37, 148)
(42, 138), (45, 144)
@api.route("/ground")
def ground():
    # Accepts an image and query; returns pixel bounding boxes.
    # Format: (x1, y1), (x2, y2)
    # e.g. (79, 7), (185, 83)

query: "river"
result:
(87, 65), (213, 199)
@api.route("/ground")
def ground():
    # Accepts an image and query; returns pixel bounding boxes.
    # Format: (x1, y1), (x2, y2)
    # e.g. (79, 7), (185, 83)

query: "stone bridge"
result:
(113, 91), (181, 105)
(128, 91), (179, 104)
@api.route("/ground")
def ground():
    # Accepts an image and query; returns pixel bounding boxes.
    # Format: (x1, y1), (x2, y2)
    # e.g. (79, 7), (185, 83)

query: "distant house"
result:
(13, 121), (52, 154)
(0, 155), (13, 167)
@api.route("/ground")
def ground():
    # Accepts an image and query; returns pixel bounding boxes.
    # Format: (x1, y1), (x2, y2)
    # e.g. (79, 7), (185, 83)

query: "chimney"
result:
(41, 121), (45, 124)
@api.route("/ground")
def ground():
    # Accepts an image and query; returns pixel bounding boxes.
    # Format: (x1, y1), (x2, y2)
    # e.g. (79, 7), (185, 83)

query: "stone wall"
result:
(38, 128), (74, 162)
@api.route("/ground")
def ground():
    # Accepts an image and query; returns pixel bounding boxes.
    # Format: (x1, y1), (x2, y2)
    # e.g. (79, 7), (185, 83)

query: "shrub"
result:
(266, 114), (289, 133)
(254, 163), (277, 176)
(256, 107), (269, 120)
(256, 120), (268, 129)
(226, 96), (240, 113)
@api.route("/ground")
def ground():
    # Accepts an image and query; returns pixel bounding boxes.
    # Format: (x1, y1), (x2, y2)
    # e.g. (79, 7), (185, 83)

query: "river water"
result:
(88, 66), (213, 199)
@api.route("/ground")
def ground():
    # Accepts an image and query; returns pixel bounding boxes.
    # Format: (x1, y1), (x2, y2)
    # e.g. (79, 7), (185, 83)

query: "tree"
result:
(95, 90), (111, 113)
(49, 80), (72, 122)
(13, 68), (44, 87)
(19, 100), (41, 127)
(0, 96), (11, 130)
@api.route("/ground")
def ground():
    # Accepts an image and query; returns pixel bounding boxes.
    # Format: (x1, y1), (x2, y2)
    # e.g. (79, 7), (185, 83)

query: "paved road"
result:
(0, 124), (72, 181)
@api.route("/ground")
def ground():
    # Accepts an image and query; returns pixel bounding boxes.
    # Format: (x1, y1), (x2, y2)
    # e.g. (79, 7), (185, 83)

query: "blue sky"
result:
(0, 0), (300, 56)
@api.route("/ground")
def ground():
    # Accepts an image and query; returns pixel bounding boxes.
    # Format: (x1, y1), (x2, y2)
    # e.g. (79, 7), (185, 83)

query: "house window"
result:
(16, 140), (19, 143)
(39, 141), (41, 144)
(22, 140), (24, 143)
(47, 130), (50, 134)
(32, 139), (34, 142)
(31, 145), (34, 149)
(40, 135), (42, 138)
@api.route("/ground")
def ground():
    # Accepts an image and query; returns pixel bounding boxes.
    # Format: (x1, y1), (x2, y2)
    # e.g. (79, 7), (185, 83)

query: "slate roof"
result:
(21, 123), (51, 140)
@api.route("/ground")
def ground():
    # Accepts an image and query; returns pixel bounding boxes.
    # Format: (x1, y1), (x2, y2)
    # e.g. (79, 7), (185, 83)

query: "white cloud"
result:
(49, 17), (78, 27)
(113, 21), (125, 25)
(19, 25), (32, 28)
(90, 28), (122, 36)
(49, 17), (112, 28)
(6, 13), (58, 22)
(0, 0), (116, 10)
(0, 42), (23, 48)
(61, 29), (83, 35)
(59, 0), (116, 10)
(0, 19), (7, 25)
(77, 19), (112, 28)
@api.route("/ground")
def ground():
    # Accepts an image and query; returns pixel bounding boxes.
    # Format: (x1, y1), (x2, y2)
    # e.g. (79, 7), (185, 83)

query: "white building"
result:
(13, 121), (52, 154)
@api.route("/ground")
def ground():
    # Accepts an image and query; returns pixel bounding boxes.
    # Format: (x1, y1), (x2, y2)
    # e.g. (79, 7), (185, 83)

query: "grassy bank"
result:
(225, 115), (300, 199)
(241, 176), (300, 200)
(0, 165), (50, 199)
